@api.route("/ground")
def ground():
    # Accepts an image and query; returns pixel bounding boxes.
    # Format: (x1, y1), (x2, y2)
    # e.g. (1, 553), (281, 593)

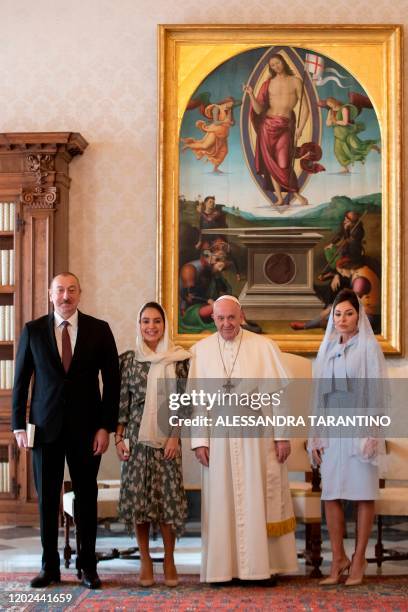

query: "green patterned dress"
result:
(118, 351), (189, 537)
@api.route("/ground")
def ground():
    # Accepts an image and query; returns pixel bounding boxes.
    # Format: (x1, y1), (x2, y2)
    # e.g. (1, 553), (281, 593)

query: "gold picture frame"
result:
(157, 24), (403, 354)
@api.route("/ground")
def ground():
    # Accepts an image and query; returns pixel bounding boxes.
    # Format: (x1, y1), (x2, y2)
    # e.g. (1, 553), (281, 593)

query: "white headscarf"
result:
(313, 295), (387, 381)
(136, 303), (191, 448)
(309, 294), (388, 463)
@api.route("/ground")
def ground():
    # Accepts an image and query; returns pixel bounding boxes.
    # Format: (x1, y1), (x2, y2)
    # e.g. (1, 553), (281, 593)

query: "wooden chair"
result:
(372, 438), (408, 566)
(63, 477), (170, 573)
(282, 352), (323, 577)
(287, 439), (322, 576)
(62, 479), (137, 575)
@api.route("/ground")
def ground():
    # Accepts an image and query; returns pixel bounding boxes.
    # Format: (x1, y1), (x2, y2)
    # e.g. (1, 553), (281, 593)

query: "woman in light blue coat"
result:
(309, 289), (387, 587)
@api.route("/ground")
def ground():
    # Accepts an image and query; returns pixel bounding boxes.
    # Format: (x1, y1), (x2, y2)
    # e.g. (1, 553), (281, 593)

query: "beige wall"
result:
(0, 0), (407, 361)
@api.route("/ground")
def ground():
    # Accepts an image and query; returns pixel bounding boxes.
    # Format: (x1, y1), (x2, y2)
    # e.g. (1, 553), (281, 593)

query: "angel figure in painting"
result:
(321, 95), (380, 174)
(181, 97), (239, 173)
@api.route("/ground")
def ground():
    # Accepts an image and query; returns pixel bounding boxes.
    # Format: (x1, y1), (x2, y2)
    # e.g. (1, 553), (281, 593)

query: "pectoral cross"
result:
(223, 379), (235, 392)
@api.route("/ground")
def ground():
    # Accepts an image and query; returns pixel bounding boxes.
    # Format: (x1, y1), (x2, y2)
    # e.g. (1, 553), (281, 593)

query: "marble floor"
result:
(0, 521), (407, 577)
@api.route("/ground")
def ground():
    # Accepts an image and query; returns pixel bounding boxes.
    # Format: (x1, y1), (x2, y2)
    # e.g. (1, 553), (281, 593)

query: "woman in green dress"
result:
(115, 302), (190, 587)
(325, 97), (380, 173)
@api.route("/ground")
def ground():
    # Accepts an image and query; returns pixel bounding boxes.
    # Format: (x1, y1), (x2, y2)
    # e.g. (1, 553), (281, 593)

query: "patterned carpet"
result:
(1, 573), (408, 611)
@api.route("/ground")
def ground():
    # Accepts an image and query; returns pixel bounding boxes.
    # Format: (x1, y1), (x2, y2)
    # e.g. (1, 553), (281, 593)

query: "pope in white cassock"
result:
(189, 295), (298, 583)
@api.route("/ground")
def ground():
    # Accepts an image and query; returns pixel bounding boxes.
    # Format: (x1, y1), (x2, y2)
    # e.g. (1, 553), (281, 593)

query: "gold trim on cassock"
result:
(290, 489), (321, 498)
(267, 515), (297, 537)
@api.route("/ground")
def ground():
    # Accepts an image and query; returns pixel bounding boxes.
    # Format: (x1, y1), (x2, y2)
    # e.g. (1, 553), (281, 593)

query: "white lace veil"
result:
(313, 295), (387, 381)
(310, 293), (388, 463)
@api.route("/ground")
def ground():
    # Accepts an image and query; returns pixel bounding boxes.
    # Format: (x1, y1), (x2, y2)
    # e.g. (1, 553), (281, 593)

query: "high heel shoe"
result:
(139, 559), (154, 587)
(139, 577), (155, 587)
(344, 560), (367, 587)
(163, 558), (179, 587)
(319, 558), (351, 586)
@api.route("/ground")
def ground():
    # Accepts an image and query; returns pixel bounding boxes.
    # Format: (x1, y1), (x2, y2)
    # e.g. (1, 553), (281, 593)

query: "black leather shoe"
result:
(266, 575), (278, 587)
(81, 569), (101, 589)
(30, 570), (61, 588)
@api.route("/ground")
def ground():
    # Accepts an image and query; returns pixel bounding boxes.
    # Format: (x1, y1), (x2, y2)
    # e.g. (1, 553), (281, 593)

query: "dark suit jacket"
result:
(12, 311), (120, 444)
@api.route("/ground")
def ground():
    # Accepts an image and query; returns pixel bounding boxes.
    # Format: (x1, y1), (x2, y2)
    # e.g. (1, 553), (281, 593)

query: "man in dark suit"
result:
(12, 272), (120, 589)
